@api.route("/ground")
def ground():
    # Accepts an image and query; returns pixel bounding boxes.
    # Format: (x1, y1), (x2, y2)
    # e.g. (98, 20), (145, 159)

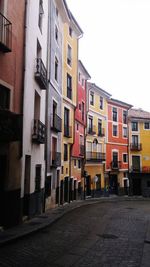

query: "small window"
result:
(144, 122), (150, 129)
(55, 25), (58, 43)
(132, 121), (138, 131)
(123, 110), (127, 124)
(100, 96), (103, 110)
(67, 73), (72, 99)
(61, 166), (64, 174)
(78, 160), (81, 169)
(90, 91), (94, 105)
(77, 123), (79, 131)
(38, 0), (44, 32)
(64, 144), (68, 161)
(55, 57), (58, 81)
(67, 45), (72, 66)
(69, 27), (72, 37)
(66, 168), (68, 174)
(123, 127), (127, 138)
(74, 159), (76, 167)
(79, 103), (81, 110)
(112, 107), (117, 122)
(113, 125), (117, 136)
(123, 154), (128, 163)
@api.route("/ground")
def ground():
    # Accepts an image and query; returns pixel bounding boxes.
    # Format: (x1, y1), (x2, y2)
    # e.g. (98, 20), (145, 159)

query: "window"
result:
(67, 73), (72, 99)
(69, 27), (72, 37)
(67, 45), (72, 66)
(55, 25), (58, 43)
(113, 125), (117, 136)
(0, 85), (10, 109)
(66, 168), (68, 174)
(82, 79), (84, 87)
(112, 107), (117, 122)
(144, 122), (150, 129)
(74, 159), (76, 167)
(123, 127), (127, 138)
(64, 144), (68, 161)
(56, 7), (58, 16)
(78, 160), (81, 169)
(113, 151), (118, 162)
(123, 110), (127, 124)
(61, 166), (64, 174)
(98, 119), (102, 136)
(81, 102), (84, 121)
(35, 164), (41, 192)
(90, 91), (94, 105)
(132, 121), (138, 131)
(132, 135), (138, 145)
(79, 103), (81, 110)
(100, 96), (103, 110)
(55, 57), (58, 81)
(38, 0), (44, 32)
(88, 116), (93, 132)
(77, 123), (79, 130)
(123, 154), (128, 163)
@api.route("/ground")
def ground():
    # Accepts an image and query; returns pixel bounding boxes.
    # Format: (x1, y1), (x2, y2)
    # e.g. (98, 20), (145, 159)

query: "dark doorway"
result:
(109, 174), (118, 194)
(86, 175), (91, 196)
(132, 178), (141, 195)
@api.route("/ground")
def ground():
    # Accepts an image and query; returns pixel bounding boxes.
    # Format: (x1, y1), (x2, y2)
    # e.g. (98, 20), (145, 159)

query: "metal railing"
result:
(0, 12), (12, 52)
(130, 143), (142, 151)
(64, 126), (72, 138)
(51, 113), (62, 132)
(87, 125), (96, 135)
(86, 152), (106, 162)
(32, 119), (46, 144)
(51, 152), (61, 167)
(111, 161), (121, 170)
(35, 58), (47, 89)
(98, 128), (105, 137)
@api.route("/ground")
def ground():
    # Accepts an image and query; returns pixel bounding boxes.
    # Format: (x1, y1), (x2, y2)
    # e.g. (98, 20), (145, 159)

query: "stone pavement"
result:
(0, 195), (149, 247)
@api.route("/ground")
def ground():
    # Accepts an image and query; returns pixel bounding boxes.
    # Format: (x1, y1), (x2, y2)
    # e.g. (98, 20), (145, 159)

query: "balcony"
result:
(32, 119), (46, 144)
(0, 13), (12, 52)
(111, 161), (121, 170)
(86, 152), (106, 163)
(87, 126), (96, 135)
(80, 145), (85, 156)
(35, 58), (47, 89)
(130, 143), (142, 151)
(0, 110), (22, 142)
(130, 166), (141, 173)
(51, 114), (62, 132)
(64, 126), (72, 138)
(51, 152), (61, 167)
(98, 128), (105, 137)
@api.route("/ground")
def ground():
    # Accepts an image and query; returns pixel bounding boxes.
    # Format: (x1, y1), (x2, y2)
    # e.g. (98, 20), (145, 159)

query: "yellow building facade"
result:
(85, 83), (111, 196)
(61, 13), (83, 203)
(128, 108), (150, 196)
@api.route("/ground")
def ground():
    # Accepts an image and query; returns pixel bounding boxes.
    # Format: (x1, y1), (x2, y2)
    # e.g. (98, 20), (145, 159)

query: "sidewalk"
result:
(0, 195), (149, 247)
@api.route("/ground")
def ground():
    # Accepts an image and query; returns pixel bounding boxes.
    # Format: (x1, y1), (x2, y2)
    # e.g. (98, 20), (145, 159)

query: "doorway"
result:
(109, 174), (118, 194)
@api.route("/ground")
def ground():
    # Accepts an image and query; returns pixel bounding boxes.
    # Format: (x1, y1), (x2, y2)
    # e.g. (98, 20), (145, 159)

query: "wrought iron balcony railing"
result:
(86, 152), (106, 162)
(80, 145), (85, 156)
(32, 119), (46, 144)
(111, 161), (121, 170)
(130, 166), (141, 173)
(51, 113), (62, 132)
(0, 12), (12, 52)
(87, 126), (96, 135)
(35, 58), (47, 89)
(98, 128), (105, 137)
(51, 152), (61, 167)
(130, 143), (142, 151)
(64, 126), (72, 138)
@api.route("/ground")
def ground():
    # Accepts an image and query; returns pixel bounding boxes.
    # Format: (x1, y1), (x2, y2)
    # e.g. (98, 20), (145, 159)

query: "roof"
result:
(108, 98), (133, 109)
(78, 60), (91, 80)
(87, 82), (112, 98)
(128, 108), (150, 120)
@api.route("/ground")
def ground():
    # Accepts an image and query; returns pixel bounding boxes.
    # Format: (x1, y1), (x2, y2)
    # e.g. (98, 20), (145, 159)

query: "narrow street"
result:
(0, 200), (150, 267)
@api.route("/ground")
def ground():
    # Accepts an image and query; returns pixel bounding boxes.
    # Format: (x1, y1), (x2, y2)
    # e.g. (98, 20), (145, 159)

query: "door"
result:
(132, 156), (140, 171)
(52, 137), (57, 164)
(132, 178), (141, 195)
(109, 174), (118, 194)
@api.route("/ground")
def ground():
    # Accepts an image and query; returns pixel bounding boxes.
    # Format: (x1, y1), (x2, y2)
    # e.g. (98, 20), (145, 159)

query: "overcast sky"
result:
(67, 0), (150, 111)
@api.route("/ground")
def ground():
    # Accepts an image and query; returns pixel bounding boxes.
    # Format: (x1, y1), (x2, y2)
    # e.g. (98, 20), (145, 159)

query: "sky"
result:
(67, 0), (150, 112)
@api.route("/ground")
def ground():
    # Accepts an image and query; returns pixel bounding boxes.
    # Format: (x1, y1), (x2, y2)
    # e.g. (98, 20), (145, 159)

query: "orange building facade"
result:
(106, 98), (132, 195)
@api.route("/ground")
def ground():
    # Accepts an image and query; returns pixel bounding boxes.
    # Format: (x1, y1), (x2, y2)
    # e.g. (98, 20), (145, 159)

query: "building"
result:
(45, 0), (70, 209)
(71, 60), (91, 199)
(21, 0), (48, 218)
(61, 10), (83, 203)
(0, 0), (25, 227)
(85, 83), (111, 197)
(128, 108), (150, 196)
(106, 98), (132, 195)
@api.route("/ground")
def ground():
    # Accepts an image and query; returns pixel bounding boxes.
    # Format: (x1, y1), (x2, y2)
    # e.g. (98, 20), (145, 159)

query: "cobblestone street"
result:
(0, 200), (150, 267)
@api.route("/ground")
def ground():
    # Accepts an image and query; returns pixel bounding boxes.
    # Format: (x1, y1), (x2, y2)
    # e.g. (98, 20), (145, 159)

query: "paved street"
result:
(0, 200), (150, 267)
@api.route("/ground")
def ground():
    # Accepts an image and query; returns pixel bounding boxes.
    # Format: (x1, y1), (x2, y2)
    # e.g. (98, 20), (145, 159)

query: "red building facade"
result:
(106, 98), (132, 195)
(0, 0), (25, 227)
(71, 60), (90, 192)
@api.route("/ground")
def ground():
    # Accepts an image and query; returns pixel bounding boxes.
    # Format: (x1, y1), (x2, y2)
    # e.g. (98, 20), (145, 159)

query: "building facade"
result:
(71, 60), (91, 199)
(128, 109), (150, 196)
(0, 0), (25, 227)
(21, 0), (48, 218)
(106, 99), (132, 195)
(85, 83), (111, 196)
(61, 11), (83, 203)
